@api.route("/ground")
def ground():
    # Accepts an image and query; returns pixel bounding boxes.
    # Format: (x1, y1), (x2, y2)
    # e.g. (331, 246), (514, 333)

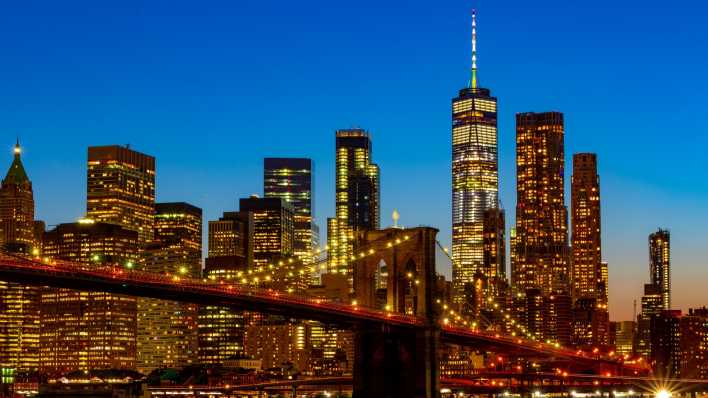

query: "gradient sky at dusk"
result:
(1, 0), (706, 320)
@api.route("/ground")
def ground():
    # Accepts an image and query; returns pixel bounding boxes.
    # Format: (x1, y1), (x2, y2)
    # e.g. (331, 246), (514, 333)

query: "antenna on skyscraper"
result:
(470, 9), (478, 89)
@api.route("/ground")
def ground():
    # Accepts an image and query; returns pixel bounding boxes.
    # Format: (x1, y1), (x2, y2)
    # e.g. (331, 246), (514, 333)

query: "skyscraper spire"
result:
(471, 9), (478, 89)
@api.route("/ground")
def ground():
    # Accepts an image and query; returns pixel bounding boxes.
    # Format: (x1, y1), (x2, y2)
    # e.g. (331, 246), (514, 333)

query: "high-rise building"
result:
(482, 208), (506, 307)
(651, 310), (682, 377)
(41, 221), (139, 374)
(264, 158), (318, 267)
(513, 111), (569, 297)
(327, 128), (380, 280)
(612, 320), (636, 356)
(680, 307), (708, 379)
(137, 203), (202, 374)
(239, 196), (294, 271)
(649, 229), (670, 310)
(571, 153), (603, 302)
(199, 211), (252, 365)
(571, 298), (609, 349)
(0, 141), (40, 373)
(637, 283), (664, 359)
(86, 145), (155, 246)
(451, 11), (499, 310)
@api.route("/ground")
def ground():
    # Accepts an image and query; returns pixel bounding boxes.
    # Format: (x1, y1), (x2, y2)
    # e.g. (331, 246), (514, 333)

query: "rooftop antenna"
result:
(471, 9), (478, 89)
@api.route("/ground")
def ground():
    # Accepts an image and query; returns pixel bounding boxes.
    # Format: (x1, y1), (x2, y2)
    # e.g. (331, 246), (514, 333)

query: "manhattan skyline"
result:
(0, 0), (706, 321)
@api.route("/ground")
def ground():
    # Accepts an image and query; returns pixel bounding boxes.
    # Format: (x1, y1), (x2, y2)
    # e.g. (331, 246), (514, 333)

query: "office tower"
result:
(451, 11), (499, 309)
(544, 292), (572, 346)
(649, 229), (671, 310)
(680, 307), (708, 379)
(600, 261), (609, 306)
(199, 211), (252, 365)
(0, 141), (40, 373)
(613, 320), (636, 356)
(328, 128), (380, 279)
(86, 145), (155, 246)
(239, 196), (294, 271)
(514, 112), (569, 296)
(482, 208), (506, 306)
(651, 310), (682, 377)
(571, 298), (610, 349)
(571, 153), (603, 302)
(636, 283), (664, 358)
(137, 203), (202, 374)
(41, 221), (139, 374)
(264, 158), (317, 266)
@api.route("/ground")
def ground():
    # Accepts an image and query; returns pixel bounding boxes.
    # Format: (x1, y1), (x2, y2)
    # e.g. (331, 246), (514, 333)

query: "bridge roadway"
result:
(0, 251), (642, 372)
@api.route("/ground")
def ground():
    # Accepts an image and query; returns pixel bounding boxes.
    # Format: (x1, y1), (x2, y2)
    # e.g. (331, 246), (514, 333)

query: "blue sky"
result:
(1, 0), (706, 320)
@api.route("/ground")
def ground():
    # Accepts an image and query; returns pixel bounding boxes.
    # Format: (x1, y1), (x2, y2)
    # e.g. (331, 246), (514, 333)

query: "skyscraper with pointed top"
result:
(451, 10), (500, 311)
(0, 140), (41, 373)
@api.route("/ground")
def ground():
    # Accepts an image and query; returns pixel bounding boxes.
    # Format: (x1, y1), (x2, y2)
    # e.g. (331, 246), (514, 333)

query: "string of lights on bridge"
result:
(29, 228), (641, 369)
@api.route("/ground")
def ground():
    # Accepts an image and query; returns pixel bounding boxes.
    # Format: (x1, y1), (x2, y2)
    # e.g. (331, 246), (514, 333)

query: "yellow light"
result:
(656, 390), (671, 398)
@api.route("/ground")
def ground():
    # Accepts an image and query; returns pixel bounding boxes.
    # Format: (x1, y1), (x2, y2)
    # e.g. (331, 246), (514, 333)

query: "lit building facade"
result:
(41, 221), (139, 374)
(0, 141), (40, 373)
(239, 196), (294, 271)
(327, 129), (380, 281)
(86, 145), (155, 246)
(451, 11), (499, 309)
(680, 307), (708, 379)
(513, 112), (569, 296)
(137, 202), (202, 374)
(612, 320), (636, 356)
(637, 283), (663, 359)
(481, 208), (506, 309)
(649, 229), (670, 310)
(199, 211), (252, 365)
(264, 158), (318, 266)
(571, 153), (603, 302)
(651, 310), (682, 377)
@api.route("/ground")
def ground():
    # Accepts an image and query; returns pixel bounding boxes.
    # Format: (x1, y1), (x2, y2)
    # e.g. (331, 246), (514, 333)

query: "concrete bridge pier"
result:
(353, 323), (440, 398)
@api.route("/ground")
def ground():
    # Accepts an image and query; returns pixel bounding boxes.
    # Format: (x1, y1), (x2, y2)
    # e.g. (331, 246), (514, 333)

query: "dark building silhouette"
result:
(651, 310), (682, 377)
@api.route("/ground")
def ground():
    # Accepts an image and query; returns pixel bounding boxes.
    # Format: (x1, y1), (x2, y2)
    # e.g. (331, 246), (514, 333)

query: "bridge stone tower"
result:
(352, 226), (440, 398)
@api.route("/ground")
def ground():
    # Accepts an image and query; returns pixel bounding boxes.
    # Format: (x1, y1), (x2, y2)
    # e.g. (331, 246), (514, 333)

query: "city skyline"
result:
(0, 0), (707, 321)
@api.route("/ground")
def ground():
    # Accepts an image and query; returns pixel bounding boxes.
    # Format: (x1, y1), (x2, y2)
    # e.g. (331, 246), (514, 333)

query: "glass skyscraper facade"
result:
(451, 11), (499, 309)
(327, 129), (379, 283)
(264, 158), (317, 266)
(649, 229), (671, 310)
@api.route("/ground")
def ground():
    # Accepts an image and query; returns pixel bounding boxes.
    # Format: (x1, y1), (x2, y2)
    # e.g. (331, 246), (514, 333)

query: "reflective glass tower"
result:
(649, 229), (670, 310)
(264, 158), (317, 266)
(451, 11), (499, 307)
(327, 129), (379, 283)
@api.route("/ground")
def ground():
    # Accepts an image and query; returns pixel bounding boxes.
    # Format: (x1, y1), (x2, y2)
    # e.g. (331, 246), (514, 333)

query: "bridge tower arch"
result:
(351, 226), (440, 398)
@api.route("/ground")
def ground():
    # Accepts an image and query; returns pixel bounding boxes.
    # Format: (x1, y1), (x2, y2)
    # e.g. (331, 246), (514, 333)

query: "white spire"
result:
(471, 9), (478, 89)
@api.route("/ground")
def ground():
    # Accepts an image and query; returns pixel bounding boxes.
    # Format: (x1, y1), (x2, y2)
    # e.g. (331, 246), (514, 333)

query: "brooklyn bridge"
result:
(1, 226), (694, 398)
